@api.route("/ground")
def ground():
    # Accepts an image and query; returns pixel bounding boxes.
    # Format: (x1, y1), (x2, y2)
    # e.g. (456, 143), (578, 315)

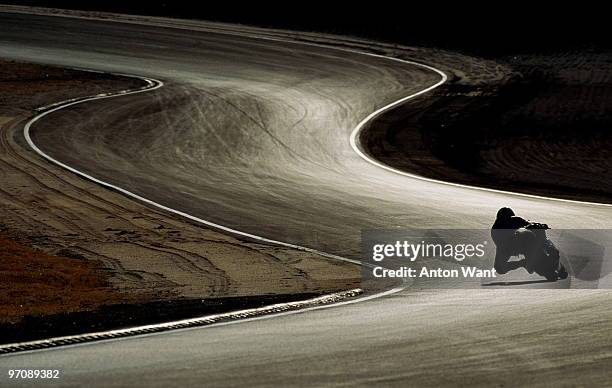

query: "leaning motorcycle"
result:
(523, 223), (569, 281)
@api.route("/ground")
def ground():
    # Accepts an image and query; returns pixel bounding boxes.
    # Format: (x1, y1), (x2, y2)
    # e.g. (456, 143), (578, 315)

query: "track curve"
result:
(1, 8), (612, 387)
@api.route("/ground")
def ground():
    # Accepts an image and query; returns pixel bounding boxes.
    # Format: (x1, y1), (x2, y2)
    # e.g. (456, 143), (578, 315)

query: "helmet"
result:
(496, 207), (515, 220)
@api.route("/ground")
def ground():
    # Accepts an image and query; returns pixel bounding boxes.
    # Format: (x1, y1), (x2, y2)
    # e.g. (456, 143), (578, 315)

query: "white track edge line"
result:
(23, 76), (366, 266)
(0, 286), (406, 356)
(348, 64), (612, 208)
(0, 289), (360, 355)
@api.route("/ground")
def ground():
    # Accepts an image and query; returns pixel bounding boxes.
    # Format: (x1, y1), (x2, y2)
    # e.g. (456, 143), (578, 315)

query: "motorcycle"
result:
(523, 223), (569, 281)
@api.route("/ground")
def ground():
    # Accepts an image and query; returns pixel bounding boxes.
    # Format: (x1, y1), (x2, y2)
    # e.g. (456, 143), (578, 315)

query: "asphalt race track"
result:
(1, 9), (612, 387)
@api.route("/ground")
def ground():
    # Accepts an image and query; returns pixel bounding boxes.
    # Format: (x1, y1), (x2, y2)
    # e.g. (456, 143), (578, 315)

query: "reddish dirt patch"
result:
(0, 233), (136, 324)
(0, 59), (143, 116)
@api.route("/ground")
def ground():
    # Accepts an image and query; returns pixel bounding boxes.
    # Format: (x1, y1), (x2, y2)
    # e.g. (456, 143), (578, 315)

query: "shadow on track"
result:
(482, 279), (553, 287)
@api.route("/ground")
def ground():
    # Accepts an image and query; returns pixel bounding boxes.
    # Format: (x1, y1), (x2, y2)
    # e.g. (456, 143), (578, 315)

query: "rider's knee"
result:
(515, 229), (536, 248)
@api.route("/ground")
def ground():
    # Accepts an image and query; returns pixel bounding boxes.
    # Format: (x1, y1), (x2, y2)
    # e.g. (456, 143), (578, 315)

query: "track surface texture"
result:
(1, 8), (612, 387)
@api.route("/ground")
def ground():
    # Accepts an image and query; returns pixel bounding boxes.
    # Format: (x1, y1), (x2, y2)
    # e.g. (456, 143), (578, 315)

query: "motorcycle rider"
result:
(491, 207), (541, 274)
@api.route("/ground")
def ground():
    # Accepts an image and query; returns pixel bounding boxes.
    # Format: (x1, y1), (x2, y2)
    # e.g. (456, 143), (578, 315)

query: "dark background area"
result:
(4, 1), (609, 56)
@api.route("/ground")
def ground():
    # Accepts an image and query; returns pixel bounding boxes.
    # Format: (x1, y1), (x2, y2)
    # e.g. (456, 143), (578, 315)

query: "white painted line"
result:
(0, 284), (406, 356)
(0, 289), (363, 355)
(348, 62), (612, 208)
(23, 74), (366, 267)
